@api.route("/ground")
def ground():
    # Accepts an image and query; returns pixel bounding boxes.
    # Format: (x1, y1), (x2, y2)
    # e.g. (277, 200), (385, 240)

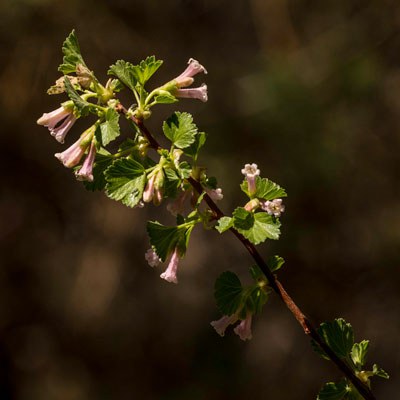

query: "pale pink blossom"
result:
(175, 58), (207, 88)
(261, 198), (285, 217)
(160, 247), (180, 284)
(75, 140), (96, 181)
(241, 163), (260, 195)
(54, 128), (93, 168)
(233, 313), (253, 341)
(206, 187), (223, 201)
(210, 314), (239, 337)
(175, 84), (208, 102)
(143, 175), (156, 203)
(37, 105), (76, 143)
(145, 248), (161, 268)
(153, 187), (163, 206)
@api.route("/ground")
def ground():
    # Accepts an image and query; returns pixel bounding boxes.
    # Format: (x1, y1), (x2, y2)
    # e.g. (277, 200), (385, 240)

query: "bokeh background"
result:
(1, 0), (399, 399)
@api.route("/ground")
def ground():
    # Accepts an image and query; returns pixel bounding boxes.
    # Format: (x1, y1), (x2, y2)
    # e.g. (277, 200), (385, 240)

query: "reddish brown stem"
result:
(117, 104), (376, 400)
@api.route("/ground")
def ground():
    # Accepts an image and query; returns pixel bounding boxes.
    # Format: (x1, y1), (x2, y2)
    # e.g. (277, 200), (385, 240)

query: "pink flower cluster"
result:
(37, 106), (97, 182)
(173, 58), (208, 102)
(145, 247), (181, 284)
(210, 312), (253, 341)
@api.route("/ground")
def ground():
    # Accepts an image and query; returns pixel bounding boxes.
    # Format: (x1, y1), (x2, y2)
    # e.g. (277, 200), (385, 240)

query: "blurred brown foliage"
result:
(0, 0), (399, 399)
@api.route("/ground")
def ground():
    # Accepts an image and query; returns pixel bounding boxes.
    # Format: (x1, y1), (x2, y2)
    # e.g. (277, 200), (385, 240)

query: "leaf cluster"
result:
(314, 319), (389, 399)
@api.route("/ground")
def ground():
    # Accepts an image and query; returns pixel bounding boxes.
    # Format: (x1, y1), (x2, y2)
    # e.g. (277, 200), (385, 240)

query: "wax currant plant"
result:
(37, 30), (388, 400)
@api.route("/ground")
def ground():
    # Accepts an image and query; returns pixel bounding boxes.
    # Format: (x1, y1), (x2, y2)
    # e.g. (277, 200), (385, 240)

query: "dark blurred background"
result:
(0, 0), (399, 399)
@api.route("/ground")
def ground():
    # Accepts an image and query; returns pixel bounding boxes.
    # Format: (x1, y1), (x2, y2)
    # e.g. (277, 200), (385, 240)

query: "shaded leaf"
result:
(317, 380), (349, 400)
(214, 271), (243, 316)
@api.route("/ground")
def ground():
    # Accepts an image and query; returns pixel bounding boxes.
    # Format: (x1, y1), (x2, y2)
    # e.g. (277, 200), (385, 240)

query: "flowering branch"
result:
(37, 30), (389, 400)
(117, 105), (377, 400)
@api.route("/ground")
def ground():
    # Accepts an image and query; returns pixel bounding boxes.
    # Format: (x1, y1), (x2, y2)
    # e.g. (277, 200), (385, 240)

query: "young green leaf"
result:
(236, 212), (281, 245)
(108, 60), (138, 93)
(105, 158), (146, 207)
(163, 168), (181, 198)
(99, 108), (120, 146)
(131, 56), (163, 86)
(351, 340), (369, 369)
(317, 380), (349, 400)
(63, 76), (92, 116)
(82, 149), (114, 191)
(184, 132), (207, 161)
(154, 92), (178, 104)
(214, 271), (243, 316)
(163, 112), (197, 149)
(241, 176), (287, 200)
(58, 30), (87, 74)
(216, 217), (233, 233)
(233, 207), (255, 230)
(372, 364), (389, 379)
(177, 161), (192, 179)
(267, 255), (285, 272)
(317, 319), (354, 360)
(146, 222), (189, 261)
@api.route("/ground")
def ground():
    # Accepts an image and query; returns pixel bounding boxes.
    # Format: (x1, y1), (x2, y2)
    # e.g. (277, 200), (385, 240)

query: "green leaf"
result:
(351, 340), (369, 368)
(214, 271), (243, 316)
(267, 255), (285, 272)
(177, 161), (192, 179)
(163, 168), (181, 198)
(317, 319), (354, 360)
(83, 149), (113, 191)
(154, 91), (178, 104)
(99, 108), (120, 146)
(249, 265), (265, 281)
(241, 176), (287, 200)
(163, 112), (197, 149)
(205, 176), (217, 190)
(108, 60), (138, 93)
(131, 56), (163, 86)
(317, 380), (349, 400)
(58, 30), (87, 74)
(236, 212), (281, 245)
(146, 222), (189, 261)
(63, 76), (92, 116)
(372, 364), (389, 379)
(233, 207), (255, 230)
(216, 217), (233, 233)
(184, 132), (207, 160)
(105, 158), (146, 208)
(246, 286), (269, 315)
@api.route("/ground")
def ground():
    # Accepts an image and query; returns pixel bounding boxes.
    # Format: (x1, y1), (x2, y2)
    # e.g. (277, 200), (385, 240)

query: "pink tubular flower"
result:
(241, 163), (260, 195)
(160, 247), (180, 284)
(261, 198), (285, 217)
(233, 313), (253, 341)
(206, 187), (223, 201)
(145, 248), (161, 268)
(54, 127), (94, 168)
(37, 105), (76, 143)
(143, 175), (156, 203)
(75, 140), (97, 182)
(175, 58), (207, 88)
(175, 84), (208, 102)
(210, 314), (239, 337)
